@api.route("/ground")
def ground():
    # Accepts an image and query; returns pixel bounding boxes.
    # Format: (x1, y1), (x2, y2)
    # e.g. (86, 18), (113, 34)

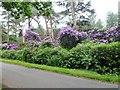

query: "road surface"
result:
(0, 62), (118, 88)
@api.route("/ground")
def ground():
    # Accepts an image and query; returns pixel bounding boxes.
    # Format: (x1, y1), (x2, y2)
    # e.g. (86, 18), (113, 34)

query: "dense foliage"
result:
(90, 42), (120, 74)
(89, 26), (120, 43)
(58, 27), (88, 49)
(56, 1), (95, 31)
(1, 0), (119, 78)
(1, 25), (120, 75)
(106, 11), (118, 28)
(1, 42), (120, 75)
(105, 26), (120, 42)
(1, 2), (52, 19)
(24, 30), (58, 46)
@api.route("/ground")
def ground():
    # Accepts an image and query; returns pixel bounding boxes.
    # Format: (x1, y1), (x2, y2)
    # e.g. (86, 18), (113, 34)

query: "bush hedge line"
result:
(1, 42), (120, 75)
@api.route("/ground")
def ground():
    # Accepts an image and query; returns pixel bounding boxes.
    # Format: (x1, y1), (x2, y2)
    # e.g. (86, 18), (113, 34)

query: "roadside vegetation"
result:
(0, 59), (119, 84)
(0, 1), (119, 85)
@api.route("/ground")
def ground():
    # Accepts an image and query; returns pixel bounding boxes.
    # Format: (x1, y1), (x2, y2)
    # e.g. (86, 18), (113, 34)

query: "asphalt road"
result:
(0, 62), (118, 88)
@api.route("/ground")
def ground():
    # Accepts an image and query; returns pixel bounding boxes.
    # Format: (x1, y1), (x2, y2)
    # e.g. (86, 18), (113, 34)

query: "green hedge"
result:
(89, 42), (120, 74)
(1, 50), (23, 60)
(1, 42), (120, 75)
(67, 42), (95, 69)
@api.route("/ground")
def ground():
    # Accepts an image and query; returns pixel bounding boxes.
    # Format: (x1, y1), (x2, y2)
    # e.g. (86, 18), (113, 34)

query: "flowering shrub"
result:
(24, 30), (59, 47)
(7, 44), (18, 49)
(1, 42), (119, 74)
(24, 29), (41, 46)
(58, 26), (88, 49)
(0, 43), (18, 50)
(89, 26), (120, 43)
(77, 32), (88, 43)
(88, 29), (107, 43)
(40, 41), (53, 48)
(24, 29), (41, 41)
(104, 26), (120, 42)
(41, 36), (58, 46)
(0, 43), (7, 49)
(41, 36), (51, 42)
(22, 26), (119, 48)
(51, 38), (59, 46)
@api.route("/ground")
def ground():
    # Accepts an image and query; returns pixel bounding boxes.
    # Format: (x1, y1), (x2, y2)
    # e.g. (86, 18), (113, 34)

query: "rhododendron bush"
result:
(1, 26), (120, 75)
(1, 26), (119, 50)
(58, 27), (88, 49)
(0, 43), (18, 50)
(89, 26), (120, 43)
(24, 29), (58, 47)
(23, 26), (120, 49)
(24, 29), (42, 46)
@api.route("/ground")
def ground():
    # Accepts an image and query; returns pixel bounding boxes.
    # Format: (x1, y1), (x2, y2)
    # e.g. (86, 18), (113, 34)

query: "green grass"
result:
(0, 58), (119, 84)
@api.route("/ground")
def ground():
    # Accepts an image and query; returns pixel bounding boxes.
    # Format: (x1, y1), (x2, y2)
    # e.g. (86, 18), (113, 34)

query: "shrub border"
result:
(0, 58), (119, 84)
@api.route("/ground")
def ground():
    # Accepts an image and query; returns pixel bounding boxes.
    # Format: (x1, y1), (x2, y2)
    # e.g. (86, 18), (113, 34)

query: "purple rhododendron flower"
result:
(42, 36), (51, 42)
(89, 26), (120, 43)
(58, 26), (88, 41)
(24, 29), (58, 46)
(24, 29), (42, 46)
(1, 43), (18, 50)
(24, 29), (41, 42)
(42, 36), (59, 46)
(57, 26), (88, 49)
(52, 39), (59, 46)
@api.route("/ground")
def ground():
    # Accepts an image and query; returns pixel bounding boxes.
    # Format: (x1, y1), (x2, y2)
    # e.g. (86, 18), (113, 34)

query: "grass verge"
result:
(0, 58), (119, 84)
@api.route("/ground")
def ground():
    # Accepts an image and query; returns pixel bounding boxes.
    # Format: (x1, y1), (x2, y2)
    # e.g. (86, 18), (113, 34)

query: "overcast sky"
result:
(0, 0), (120, 29)
(91, 0), (119, 21)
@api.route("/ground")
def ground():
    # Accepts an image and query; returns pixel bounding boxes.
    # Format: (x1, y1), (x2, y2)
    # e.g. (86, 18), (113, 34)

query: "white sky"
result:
(0, 0), (120, 30)
(91, 0), (119, 21)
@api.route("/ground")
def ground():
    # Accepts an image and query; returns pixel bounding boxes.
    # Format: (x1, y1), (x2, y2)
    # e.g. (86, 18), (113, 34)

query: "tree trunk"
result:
(28, 18), (31, 29)
(70, 0), (76, 29)
(7, 11), (10, 43)
(0, 29), (2, 44)
(50, 16), (54, 39)
(118, 1), (120, 26)
(44, 16), (49, 36)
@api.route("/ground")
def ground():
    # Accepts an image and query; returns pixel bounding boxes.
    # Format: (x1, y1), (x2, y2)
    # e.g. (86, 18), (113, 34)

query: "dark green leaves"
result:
(1, 2), (52, 19)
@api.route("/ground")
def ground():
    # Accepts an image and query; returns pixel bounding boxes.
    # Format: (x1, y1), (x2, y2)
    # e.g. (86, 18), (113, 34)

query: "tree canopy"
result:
(1, 2), (52, 19)
(106, 11), (118, 28)
(56, 1), (95, 31)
